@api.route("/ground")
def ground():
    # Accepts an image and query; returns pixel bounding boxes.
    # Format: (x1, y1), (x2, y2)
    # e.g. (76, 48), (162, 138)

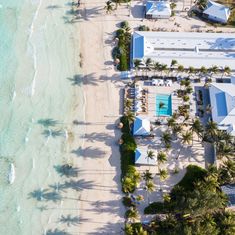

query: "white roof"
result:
(132, 31), (235, 69)
(146, 1), (171, 17)
(209, 83), (235, 135)
(203, 1), (230, 23)
(133, 116), (150, 136)
(135, 148), (157, 165)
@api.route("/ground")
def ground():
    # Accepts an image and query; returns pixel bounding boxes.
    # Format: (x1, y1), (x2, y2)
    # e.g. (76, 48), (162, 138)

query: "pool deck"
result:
(132, 78), (206, 218)
(136, 80), (197, 123)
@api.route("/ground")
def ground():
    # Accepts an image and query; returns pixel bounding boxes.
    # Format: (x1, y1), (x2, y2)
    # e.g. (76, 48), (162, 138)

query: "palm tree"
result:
(209, 65), (219, 79)
(219, 159), (235, 184)
(196, 0), (208, 10)
(142, 170), (153, 182)
(160, 64), (168, 77)
(182, 95), (190, 103)
(216, 142), (234, 160)
(124, 98), (132, 111)
(200, 66), (208, 79)
(145, 181), (155, 204)
(125, 207), (139, 222)
(221, 66), (231, 79)
(113, 0), (122, 10)
(153, 61), (161, 76)
(170, 2), (177, 11)
(133, 59), (142, 76)
(172, 124), (183, 139)
(146, 150), (155, 166)
(142, 170), (154, 204)
(125, 111), (135, 123)
(171, 59), (178, 68)
(188, 66), (195, 79)
(161, 131), (172, 146)
(167, 117), (176, 129)
(190, 118), (204, 143)
(159, 169), (168, 181)
(157, 151), (167, 165)
(177, 65), (184, 76)
(104, 1), (114, 14)
(181, 131), (193, 145)
(145, 58), (153, 76)
(205, 121), (218, 142)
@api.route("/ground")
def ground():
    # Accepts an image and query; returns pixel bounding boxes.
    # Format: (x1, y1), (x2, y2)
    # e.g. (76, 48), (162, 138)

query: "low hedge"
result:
(119, 115), (137, 192)
(120, 115), (130, 133)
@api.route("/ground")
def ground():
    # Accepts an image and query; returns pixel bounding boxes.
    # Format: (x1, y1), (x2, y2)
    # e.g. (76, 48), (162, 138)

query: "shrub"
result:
(122, 196), (135, 207)
(118, 52), (128, 71)
(125, 207), (139, 219)
(120, 149), (135, 178)
(116, 28), (125, 37)
(144, 202), (169, 214)
(112, 47), (121, 59)
(120, 115), (130, 133)
(138, 25), (150, 31)
(177, 165), (206, 191)
(120, 20), (129, 29)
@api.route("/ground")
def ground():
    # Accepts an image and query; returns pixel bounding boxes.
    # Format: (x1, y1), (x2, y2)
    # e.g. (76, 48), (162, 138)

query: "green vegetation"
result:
(143, 164), (235, 234)
(113, 22), (131, 71)
(119, 115), (139, 193)
(138, 25), (150, 31)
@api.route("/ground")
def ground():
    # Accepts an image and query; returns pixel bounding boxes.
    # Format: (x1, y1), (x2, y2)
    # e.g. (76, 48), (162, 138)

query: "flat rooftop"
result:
(132, 31), (235, 69)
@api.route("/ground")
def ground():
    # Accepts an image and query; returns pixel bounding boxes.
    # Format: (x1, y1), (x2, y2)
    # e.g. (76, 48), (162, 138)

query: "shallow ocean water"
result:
(0, 0), (84, 234)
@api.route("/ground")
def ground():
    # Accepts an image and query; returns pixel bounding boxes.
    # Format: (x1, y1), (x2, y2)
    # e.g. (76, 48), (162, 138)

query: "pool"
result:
(156, 94), (172, 116)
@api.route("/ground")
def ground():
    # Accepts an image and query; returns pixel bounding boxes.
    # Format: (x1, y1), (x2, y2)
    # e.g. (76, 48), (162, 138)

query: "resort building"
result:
(203, 0), (230, 24)
(132, 31), (235, 69)
(145, 1), (171, 19)
(209, 83), (235, 135)
(133, 116), (150, 136)
(135, 148), (156, 165)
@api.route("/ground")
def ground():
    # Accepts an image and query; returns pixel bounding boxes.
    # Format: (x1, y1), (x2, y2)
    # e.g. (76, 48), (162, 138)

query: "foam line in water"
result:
(27, 0), (43, 97)
(64, 128), (68, 140)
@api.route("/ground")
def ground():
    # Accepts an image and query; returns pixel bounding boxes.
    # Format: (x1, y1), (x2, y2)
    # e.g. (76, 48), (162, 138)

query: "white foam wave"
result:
(64, 128), (68, 140)
(24, 127), (31, 143)
(12, 91), (16, 102)
(27, 0), (43, 97)
(32, 158), (35, 169)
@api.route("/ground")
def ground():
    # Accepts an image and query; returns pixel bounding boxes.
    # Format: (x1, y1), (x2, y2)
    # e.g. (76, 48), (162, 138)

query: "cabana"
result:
(145, 1), (171, 19)
(135, 148), (156, 165)
(203, 1), (230, 24)
(133, 116), (150, 136)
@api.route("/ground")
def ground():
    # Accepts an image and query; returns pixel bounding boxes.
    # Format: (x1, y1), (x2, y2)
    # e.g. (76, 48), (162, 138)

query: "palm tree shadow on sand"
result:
(58, 215), (80, 226)
(54, 164), (79, 178)
(28, 189), (62, 202)
(45, 228), (72, 235)
(38, 118), (59, 127)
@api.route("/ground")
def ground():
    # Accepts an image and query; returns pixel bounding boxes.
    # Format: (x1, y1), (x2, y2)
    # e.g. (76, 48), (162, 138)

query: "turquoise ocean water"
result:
(0, 0), (84, 234)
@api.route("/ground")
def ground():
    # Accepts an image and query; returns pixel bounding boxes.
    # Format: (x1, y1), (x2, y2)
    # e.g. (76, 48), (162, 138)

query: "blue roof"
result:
(221, 184), (235, 206)
(132, 32), (144, 59)
(146, 1), (153, 12)
(135, 149), (141, 162)
(215, 92), (227, 117)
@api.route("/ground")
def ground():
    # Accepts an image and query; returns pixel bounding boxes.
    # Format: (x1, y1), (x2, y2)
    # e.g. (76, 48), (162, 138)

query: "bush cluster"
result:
(119, 115), (139, 193)
(113, 21), (131, 71)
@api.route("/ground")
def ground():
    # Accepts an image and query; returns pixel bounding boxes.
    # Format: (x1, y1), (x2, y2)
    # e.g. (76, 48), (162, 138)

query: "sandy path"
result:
(76, 1), (126, 234)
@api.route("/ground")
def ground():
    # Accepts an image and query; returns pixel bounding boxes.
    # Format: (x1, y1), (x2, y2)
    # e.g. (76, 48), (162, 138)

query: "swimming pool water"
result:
(156, 94), (172, 116)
